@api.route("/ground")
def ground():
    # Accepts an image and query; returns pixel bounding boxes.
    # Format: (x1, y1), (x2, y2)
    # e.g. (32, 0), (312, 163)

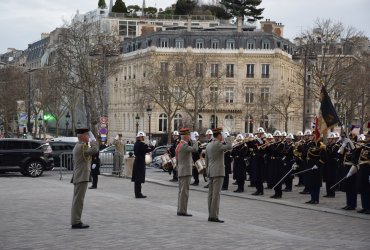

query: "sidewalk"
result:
(104, 166), (370, 220)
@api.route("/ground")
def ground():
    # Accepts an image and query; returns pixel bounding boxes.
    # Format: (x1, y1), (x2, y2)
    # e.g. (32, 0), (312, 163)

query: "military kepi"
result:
(76, 128), (89, 135)
(212, 127), (223, 136)
(179, 128), (191, 135)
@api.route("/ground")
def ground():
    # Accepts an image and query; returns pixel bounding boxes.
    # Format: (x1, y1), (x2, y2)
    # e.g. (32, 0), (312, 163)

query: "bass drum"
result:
(171, 157), (177, 170)
(195, 158), (206, 173)
(161, 153), (172, 171)
(145, 154), (152, 165)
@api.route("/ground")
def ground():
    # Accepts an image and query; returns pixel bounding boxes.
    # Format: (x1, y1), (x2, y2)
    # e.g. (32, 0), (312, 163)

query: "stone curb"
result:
(101, 173), (370, 220)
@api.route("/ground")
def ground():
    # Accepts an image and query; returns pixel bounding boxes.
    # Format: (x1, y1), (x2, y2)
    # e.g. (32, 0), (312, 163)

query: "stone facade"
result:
(108, 28), (303, 142)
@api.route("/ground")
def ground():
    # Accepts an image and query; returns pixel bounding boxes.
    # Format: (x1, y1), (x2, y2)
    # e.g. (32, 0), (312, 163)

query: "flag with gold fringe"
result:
(317, 85), (341, 137)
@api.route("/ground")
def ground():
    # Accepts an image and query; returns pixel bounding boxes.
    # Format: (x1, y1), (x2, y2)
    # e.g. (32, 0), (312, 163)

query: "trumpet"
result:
(353, 141), (370, 149)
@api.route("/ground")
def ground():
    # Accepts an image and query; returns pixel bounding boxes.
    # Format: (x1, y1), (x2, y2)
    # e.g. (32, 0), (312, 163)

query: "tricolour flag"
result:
(317, 85), (341, 136)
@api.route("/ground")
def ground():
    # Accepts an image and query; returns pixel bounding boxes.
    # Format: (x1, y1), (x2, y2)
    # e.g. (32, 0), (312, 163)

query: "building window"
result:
(159, 114), (168, 132)
(160, 62), (168, 75)
(247, 40), (255, 49)
(175, 63), (184, 77)
(210, 115), (218, 129)
(211, 64), (219, 77)
(245, 87), (254, 103)
(174, 114), (183, 131)
(226, 64), (234, 78)
(198, 114), (203, 130)
(262, 40), (270, 49)
(260, 115), (269, 129)
(225, 87), (234, 103)
(175, 38), (184, 48)
(245, 115), (253, 133)
(195, 63), (204, 77)
(261, 87), (269, 102)
(160, 39), (169, 48)
(195, 39), (204, 49)
(211, 39), (219, 49)
(226, 39), (235, 49)
(210, 87), (218, 103)
(261, 64), (270, 78)
(159, 86), (167, 102)
(246, 64), (254, 78)
(173, 86), (182, 100)
(224, 115), (234, 132)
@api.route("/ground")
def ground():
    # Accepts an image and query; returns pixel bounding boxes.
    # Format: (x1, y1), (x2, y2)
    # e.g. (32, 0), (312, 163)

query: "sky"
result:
(0, 0), (369, 53)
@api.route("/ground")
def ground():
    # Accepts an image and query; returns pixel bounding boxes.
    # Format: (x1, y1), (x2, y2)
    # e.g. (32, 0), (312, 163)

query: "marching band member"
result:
(356, 131), (370, 214)
(250, 127), (266, 196)
(294, 131), (305, 187)
(205, 128), (232, 223)
(168, 131), (180, 182)
(282, 133), (295, 192)
(203, 129), (213, 188)
(269, 130), (285, 199)
(231, 134), (247, 193)
(191, 131), (202, 186)
(176, 128), (199, 216)
(222, 132), (233, 191)
(299, 130), (316, 195)
(323, 132), (340, 198)
(132, 131), (154, 198)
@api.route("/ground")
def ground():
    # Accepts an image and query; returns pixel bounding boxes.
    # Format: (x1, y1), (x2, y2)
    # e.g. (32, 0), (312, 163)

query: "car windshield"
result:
(125, 144), (134, 152)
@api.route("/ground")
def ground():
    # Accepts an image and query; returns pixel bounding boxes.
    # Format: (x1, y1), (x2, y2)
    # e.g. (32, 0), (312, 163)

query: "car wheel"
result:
(25, 161), (44, 177)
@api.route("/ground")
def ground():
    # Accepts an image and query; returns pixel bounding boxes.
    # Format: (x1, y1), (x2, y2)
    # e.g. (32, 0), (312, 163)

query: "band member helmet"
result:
(281, 131), (287, 137)
(173, 131), (179, 136)
(193, 131), (199, 137)
(205, 129), (213, 135)
(286, 133), (294, 139)
(273, 130), (282, 137)
(236, 134), (244, 141)
(304, 129), (312, 136)
(256, 127), (265, 134)
(357, 134), (365, 142)
(224, 131), (230, 137)
(327, 132), (337, 139)
(136, 131), (146, 137)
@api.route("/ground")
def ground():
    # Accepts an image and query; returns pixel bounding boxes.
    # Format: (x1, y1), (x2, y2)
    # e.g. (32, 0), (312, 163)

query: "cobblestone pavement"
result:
(0, 171), (369, 250)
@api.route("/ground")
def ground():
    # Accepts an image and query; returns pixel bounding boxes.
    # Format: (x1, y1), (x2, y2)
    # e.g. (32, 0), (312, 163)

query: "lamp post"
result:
(146, 104), (152, 141)
(135, 113), (140, 135)
(38, 116), (43, 139)
(65, 111), (71, 136)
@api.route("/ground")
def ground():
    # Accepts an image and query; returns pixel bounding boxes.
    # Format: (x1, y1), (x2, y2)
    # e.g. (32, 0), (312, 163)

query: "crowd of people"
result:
(69, 126), (369, 229)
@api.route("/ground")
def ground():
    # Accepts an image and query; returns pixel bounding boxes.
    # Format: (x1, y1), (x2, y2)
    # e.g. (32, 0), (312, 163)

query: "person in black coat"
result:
(305, 141), (326, 204)
(168, 131), (180, 182)
(323, 133), (340, 197)
(132, 131), (153, 198)
(222, 142), (233, 190)
(269, 131), (285, 199)
(250, 135), (266, 196)
(89, 152), (100, 189)
(231, 138), (247, 192)
(282, 134), (295, 192)
(299, 131), (316, 194)
(356, 132), (370, 214)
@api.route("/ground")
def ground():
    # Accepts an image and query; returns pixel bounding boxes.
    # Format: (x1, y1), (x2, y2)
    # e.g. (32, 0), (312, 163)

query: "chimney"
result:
(187, 15), (191, 32)
(237, 16), (242, 33)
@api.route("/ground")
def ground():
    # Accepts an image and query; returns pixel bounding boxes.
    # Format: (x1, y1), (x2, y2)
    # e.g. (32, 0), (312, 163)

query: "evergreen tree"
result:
(220, 0), (264, 21)
(98, 0), (107, 9)
(112, 0), (128, 13)
(174, 0), (196, 15)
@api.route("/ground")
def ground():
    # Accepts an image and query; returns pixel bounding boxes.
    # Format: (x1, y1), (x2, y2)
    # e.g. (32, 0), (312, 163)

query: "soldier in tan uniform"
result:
(71, 128), (99, 229)
(205, 128), (232, 223)
(176, 128), (199, 216)
(113, 134), (124, 175)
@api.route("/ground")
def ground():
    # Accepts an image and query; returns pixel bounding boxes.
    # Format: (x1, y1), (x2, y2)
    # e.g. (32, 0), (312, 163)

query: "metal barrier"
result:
(53, 152), (123, 180)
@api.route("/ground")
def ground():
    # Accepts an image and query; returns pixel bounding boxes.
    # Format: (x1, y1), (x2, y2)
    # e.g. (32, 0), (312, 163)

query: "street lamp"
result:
(135, 113), (140, 134)
(38, 116), (43, 139)
(146, 104), (152, 141)
(65, 111), (71, 136)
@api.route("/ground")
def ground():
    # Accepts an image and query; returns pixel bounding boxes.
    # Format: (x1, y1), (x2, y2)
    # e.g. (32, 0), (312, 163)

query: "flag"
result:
(317, 85), (341, 135)
(314, 115), (320, 144)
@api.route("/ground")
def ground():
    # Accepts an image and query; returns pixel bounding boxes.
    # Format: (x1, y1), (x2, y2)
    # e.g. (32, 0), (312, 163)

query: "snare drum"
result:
(171, 157), (177, 170)
(161, 153), (172, 171)
(195, 158), (206, 173)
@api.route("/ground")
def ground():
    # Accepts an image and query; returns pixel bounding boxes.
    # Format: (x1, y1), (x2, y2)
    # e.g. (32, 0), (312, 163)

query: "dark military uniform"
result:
(222, 145), (233, 190)
(306, 142), (326, 204)
(357, 142), (370, 213)
(269, 141), (285, 198)
(231, 144), (247, 192)
(191, 140), (202, 185)
(132, 140), (153, 198)
(89, 152), (100, 189)
(250, 139), (265, 195)
(282, 141), (295, 192)
(169, 137), (180, 181)
(323, 142), (340, 197)
(300, 139), (316, 194)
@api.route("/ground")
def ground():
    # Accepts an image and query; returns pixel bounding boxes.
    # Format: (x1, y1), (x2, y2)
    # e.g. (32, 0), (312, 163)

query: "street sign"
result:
(100, 124), (107, 128)
(100, 128), (108, 134)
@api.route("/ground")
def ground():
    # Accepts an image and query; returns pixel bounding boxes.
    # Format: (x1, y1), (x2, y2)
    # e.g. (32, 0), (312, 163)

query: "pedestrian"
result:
(132, 131), (153, 198)
(205, 128), (232, 223)
(176, 128), (199, 216)
(113, 134), (124, 175)
(71, 128), (99, 229)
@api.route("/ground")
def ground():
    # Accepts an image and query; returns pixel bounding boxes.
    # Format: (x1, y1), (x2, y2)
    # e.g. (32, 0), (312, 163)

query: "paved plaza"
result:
(0, 169), (369, 250)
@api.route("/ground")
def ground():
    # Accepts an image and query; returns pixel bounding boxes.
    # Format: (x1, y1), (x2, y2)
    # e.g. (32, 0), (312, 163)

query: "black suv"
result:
(0, 139), (54, 177)
(49, 141), (76, 170)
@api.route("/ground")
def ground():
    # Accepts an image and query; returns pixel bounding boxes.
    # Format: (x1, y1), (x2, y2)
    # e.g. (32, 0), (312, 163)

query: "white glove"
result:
(115, 135), (119, 140)
(190, 132), (196, 141)
(342, 138), (349, 147)
(312, 165), (318, 170)
(92, 164), (96, 169)
(88, 131), (96, 142)
(346, 172), (352, 178)
(292, 163), (298, 170)
(221, 132), (227, 139)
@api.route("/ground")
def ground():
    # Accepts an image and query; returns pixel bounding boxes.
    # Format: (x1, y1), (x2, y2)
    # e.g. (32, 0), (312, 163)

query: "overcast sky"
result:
(0, 0), (369, 53)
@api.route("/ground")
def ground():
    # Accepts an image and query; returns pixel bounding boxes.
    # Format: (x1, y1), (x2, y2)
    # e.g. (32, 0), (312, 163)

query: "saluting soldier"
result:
(205, 128), (232, 223)
(176, 128), (199, 216)
(132, 131), (153, 198)
(71, 128), (99, 229)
